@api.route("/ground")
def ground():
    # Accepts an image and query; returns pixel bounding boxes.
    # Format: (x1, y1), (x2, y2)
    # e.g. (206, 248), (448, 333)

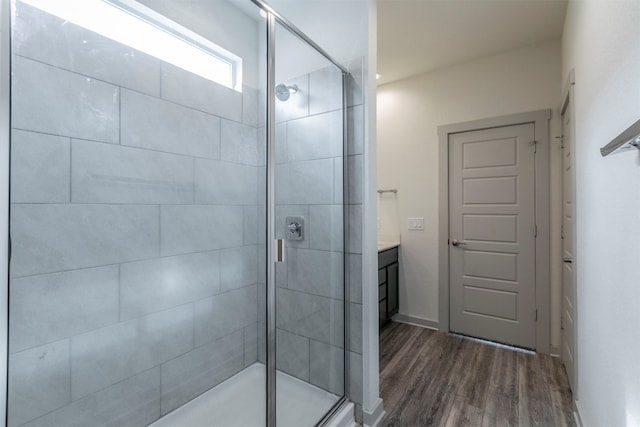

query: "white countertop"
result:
(377, 241), (400, 252)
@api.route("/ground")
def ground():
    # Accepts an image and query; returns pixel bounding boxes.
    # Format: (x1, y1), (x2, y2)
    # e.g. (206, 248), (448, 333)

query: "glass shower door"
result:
(272, 20), (346, 426)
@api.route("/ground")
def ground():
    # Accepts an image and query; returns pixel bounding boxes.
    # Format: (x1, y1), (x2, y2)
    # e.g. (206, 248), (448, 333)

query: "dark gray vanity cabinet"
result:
(378, 247), (399, 328)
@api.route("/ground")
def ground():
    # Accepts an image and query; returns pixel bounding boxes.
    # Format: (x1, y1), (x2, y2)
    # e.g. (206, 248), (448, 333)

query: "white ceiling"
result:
(377, 0), (568, 85)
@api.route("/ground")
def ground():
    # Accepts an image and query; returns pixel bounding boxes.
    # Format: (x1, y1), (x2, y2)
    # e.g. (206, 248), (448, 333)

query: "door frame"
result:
(437, 109), (551, 354)
(560, 69), (578, 399)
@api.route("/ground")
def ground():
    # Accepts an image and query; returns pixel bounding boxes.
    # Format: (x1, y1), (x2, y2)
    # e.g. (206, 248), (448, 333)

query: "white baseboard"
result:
(549, 344), (561, 357)
(392, 313), (439, 330)
(362, 398), (385, 427)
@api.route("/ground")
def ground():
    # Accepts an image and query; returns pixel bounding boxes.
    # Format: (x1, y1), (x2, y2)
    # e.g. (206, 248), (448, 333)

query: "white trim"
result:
(0, 0), (10, 424)
(437, 109), (552, 354)
(549, 344), (561, 358)
(362, 398), (385, 427)
(574, 399), (585, 427)
(560, 68), (579, 400)
(392, 313), (439, 330)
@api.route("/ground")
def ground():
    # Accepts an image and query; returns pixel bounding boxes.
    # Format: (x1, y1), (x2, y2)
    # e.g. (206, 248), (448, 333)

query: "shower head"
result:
(275, 83), (298, 102)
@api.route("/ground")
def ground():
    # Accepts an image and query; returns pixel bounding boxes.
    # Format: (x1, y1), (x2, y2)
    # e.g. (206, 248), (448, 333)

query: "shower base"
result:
(151, 363), (340, 427)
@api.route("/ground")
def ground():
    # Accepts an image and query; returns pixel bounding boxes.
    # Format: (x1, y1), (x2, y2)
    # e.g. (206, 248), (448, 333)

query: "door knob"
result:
(451, 239), (466, 247)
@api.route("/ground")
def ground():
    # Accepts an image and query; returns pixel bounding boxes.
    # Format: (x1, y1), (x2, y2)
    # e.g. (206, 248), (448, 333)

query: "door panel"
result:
(449, 123), (536, 349)
(273, 21), (345, 426)
(561, 105), (576, 391)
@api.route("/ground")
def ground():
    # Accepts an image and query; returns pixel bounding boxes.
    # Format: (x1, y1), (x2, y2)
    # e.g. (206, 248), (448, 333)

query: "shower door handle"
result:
(275, 239), (285, 262)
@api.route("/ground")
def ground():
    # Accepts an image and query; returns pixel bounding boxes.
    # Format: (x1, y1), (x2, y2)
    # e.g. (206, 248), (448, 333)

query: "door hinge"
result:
(561, 224), (564, 240)
(556, 135), (564, 149)
(529, 140), (538, 153)
(535, 309), (538, 322)
(560, 313), (564, 330)
(533, 224), (538, 238)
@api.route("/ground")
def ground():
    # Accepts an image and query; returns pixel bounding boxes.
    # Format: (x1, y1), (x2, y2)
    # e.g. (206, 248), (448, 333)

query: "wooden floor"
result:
(379, 322), (575, 426)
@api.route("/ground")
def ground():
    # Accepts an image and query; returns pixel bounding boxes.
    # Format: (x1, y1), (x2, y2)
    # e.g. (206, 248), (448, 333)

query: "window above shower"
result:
(20, 0), (244, 92)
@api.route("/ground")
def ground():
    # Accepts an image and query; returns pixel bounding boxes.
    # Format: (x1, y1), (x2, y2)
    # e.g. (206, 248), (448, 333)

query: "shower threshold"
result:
(151, 363), (340, 427)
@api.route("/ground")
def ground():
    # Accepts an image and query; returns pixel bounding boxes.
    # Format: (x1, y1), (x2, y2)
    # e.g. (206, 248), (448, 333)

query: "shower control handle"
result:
(288, 222), (301, 235)
(285, 216), (304, 241)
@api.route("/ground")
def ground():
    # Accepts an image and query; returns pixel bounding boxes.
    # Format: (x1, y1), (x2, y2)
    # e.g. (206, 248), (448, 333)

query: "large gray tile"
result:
(287, 248), (344, 300)
(160, 329), (244, 415)
(347, 205), (363, 254)
(160, 205), (242, 256)
(23, 368), (161, 427)
(121, 89), (220, 159)
(220, 119), (259, 166)
(120, 251), (221, 321)
(8, 340), (71, 427)
(309, 205), (344, 252)
(348, 254), (363, 304)
(243, 205), (259, 245)
(257, 321), (266, 364)
(242, 85), (260, 127)
(310, 340), (344, 396)
(334, 157), (344, 204)
(276, 328), (309, 382)
(347, 155), (363, 205)
(161, 63), (242, 122)
(72, 139), (194, 204)
(275, 74), (309, 123)
(275, 122), (287, 164)
(349, 303), (363, 354)
(10, 130), (70, 203)
(194, 285), (257, 346)
(276, 288), (344, 347)
(347, 106), (364, 155)
(14, 3), (161, 96)
(10, 204), (159, 277)
(221, 245), (258, 292)
(287, 110), (343, 162)
(279, 159), (335, 205)
(71, 305), (193, 399)
(244, 323), (258, 367)
(309, 66), (343, 115)
(10, 266), (119, 353)
(195, 159), (258, 205)
(12, 56), (119, 143)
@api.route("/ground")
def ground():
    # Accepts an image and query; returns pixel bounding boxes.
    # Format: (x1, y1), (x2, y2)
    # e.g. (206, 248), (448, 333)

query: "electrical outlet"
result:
(407, 217), (424, 230)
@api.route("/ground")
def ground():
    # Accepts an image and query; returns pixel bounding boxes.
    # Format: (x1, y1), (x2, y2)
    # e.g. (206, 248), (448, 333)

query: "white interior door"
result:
(561, 104), (576, 391)
(449, 123), (537, 349)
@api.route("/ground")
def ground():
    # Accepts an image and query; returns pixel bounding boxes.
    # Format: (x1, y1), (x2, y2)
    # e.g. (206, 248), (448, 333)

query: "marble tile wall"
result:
(7, 3), (263, 426)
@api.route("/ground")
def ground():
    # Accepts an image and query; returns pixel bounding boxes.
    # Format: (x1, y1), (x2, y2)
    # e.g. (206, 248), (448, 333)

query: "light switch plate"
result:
(407, 217), (424, 231)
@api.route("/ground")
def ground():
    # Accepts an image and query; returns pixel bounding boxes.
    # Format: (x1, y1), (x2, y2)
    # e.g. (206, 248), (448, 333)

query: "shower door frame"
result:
(252, 1), (352, 425)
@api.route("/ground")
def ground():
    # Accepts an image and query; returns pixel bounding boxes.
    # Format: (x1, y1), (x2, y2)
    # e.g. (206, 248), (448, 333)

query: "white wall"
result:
(562, 1), (640, 425)
(377, 40), (563, 346)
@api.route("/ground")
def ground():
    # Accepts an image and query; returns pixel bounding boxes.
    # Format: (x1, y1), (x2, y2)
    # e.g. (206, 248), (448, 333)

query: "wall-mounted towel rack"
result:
(600, 118), (640, 157)
(377, 189), (398, 194)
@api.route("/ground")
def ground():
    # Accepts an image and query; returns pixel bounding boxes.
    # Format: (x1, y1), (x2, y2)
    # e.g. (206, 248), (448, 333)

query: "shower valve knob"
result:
(285, 216), (304, 241)
(288, 222), (300, 234)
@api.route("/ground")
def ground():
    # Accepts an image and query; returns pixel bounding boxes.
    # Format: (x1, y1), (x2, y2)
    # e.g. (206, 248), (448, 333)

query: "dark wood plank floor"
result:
(379, 322), (575, 426)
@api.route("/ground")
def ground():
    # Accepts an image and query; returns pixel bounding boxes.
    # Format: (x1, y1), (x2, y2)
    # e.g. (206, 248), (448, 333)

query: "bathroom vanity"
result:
(378, 244), (399, 328)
